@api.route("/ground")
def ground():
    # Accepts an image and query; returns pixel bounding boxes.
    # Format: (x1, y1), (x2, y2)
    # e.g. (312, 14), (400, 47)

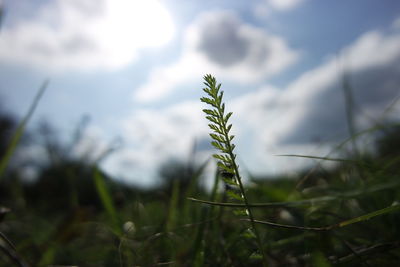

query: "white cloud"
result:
(392, 16), (400, 30)
(134, 10), (299, 102)
(230, 28), (400, 147)
(254, 0), (305, 18)
(102, 100), (210, 186)
(109, 19), (400, 185)
(70, 124), (116, 163)
(342, 31), (400, 71)
(268, 0), (305, 11)
(0, 0), (175, 71)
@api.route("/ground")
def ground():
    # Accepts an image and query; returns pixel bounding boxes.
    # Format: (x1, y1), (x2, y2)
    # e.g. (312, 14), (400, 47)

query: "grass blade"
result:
(192, 167), (220, 266)
(249, 203), (400, 231)
(166, 179), (180, 232)
(0, 80), (48, 179)
(338, 203), (400, 228)
(93, 167), (120, 235)
(190, 179), (400, 209)
(276, 154), (359, 164)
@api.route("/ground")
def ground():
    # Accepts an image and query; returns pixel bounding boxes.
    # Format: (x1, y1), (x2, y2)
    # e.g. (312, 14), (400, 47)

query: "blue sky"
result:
(0, 0), (400, 187)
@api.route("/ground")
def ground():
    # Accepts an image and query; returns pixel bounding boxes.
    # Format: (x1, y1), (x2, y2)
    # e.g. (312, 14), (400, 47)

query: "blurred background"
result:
(1, 1), (400, 266)
(0, 0), (399, 187)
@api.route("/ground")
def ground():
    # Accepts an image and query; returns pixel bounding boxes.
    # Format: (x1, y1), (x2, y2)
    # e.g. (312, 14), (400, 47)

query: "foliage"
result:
(0, 75), (399, 266)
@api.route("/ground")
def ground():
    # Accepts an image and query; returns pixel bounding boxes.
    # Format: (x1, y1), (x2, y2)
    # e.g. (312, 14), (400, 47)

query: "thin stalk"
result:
(230, 156), (268, 266)
(221, 122), (268, 265)
(200, 74), (268, 266)
(247, 203), (400, 231)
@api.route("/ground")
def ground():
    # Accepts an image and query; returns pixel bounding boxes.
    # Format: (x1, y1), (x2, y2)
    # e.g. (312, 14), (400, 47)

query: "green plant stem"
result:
(232, 160), (268, 266)
(216, 92), (268, 267)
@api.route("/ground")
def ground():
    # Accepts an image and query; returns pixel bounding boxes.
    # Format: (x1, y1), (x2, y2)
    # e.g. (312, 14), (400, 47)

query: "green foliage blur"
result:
(0, 98), (399, 266)
(0, 69), (397, 266)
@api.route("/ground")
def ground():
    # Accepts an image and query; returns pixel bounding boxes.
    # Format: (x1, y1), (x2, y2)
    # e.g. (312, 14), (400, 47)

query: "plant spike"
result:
(200, 74), (268, 266)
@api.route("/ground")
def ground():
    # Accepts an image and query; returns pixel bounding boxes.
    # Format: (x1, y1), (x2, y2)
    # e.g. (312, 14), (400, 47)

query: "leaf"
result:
(200, 96), (211, 103)
(216, 83), (221, 92)
(205, 115), (219, 125)
(208, 124), (222, 134)
(227, 190), (243, 201)
(222, 176), (238, 186)
(202, 109), (218, 117)
(217, 161), (234, 174)
(249, 252), (263, 260)
(233, 208), (248, 216)
(200, 97), (216, 107)
(226, 124), (232, 133)
(224, 112), (233, 123)
(210, 141), (222, 150)
(209, 133), (225, 143)
(244, 228), (257, 239)
(217, 91), (224, 106)
(212, 154), (231, 164)
(202, 87), (213, 97)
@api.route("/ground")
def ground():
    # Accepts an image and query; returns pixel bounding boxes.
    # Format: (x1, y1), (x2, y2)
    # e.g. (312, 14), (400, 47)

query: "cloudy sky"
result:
(1, 0), (400, 187)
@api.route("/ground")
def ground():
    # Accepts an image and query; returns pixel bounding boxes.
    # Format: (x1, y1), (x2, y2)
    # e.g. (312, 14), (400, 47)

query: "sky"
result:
(0, 0), (400, 187)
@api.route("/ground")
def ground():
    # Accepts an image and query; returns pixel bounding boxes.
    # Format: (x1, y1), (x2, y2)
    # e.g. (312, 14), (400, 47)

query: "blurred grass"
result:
(0, 81), (47, 179)
(1, 129), (399, 265)
(93, 167), (121, 235)
(0, 80), (400, 266)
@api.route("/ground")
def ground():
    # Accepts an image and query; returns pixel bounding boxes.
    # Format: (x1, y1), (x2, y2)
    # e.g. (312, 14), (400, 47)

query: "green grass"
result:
(0, 75), (399, 266)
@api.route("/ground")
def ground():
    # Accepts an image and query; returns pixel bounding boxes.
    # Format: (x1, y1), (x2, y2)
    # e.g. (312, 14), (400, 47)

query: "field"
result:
(0, 75), (399, 266)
